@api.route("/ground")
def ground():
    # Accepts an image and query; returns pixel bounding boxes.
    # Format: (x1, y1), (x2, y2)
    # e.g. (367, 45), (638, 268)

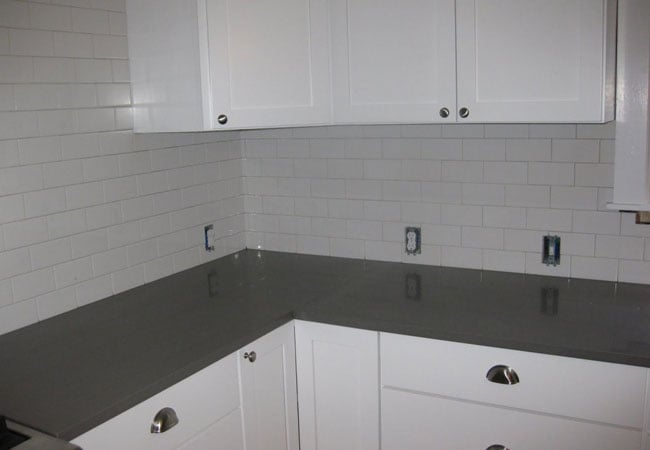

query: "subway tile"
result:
(92, 34), (128, 59)
(485, 124), (528, 139)
(311, 179), (345, 198)
(0, 300), (38, 335)
(525, 252), (571, 277)
(559, 233), (595, 257)
(278, 216), (311, 235)
(0, 140), (20, 169)
(596, 235), (645, 260)
(441, 124), (484, 138)
(83, 155), (119, 181)
(599, 140), (615, 163)
(43, 160), (84, 188)
(85, 202), (121, 230)
(364, 159), (402, 180)
(550, 186), (598, 210)
(382, 181), (421, 202)
(618, 260), (650, 284)
(526, 208), (572, 231)
(29, 3), (72, 31)
(61, 133), (101, 159)
(362, 125), (402, 138)
(462, 139), (505, 161)
(3, 217), (49, 249)
(310, 139), (345, 158)
(0, 111), (40, 139)
(346, 180), (382, 200)
(364, 201), (401, 221)
(112, 264), (145, 293)
(66, 181), (104, 209)
(483, 162), (527, 184)
(461, 226), (503, 249)
(0, 248), (31, 280)
(461, 183), (504, 206)
(365, 241), (401, 262)
(552, 139), (599, 162)
(108, 12), (127, 35)
(75, 275), (113, 307)
(92, 247), (127, 276)
(441, 161), (483, 183)
(260, 158), (294, 177)
(0, 1), (30, 28)
(75, 59), (112, 82)
(401, 159), (440, 181)
(577, 122), (616, 139)
(573, 211), (621, 235)
(346, 220), (382, 240)
(421, 182), (462, 204)
(76, 108), (115, 132)
(441, 246), (482, 269)
(35, 287), (77, 321)
(53, 31), (92, 57)
(421, 139), (462, 160)
(294, 159), (327, 178)
(12, 267), (55, 301)
(528, 162), (574, 186)
(421, 224), (461, 246)
(400, 124), (441, 138)
(441, 204), (482, 226)
(327, 159), (363, 179)
(0, 194), (25, 224)
(505, 139), (552, 162)
(96, 84), (131, 106)
(262, 196), (294, 215)
(311, 218), (347, 238)
(505, 185), (549, 207)
(574, 163), (614, 187)
(382, 138), (420, 159)
(48, 209), (86, 238)
(344, 139), (381, 159)
(0, 164), (43, 195)
(71, 229), (108, 258)
(571, 256), (618, 281)
(0, 56), (34, 83)
(295, 197), (328, 217)
(37, 109), (76, 135)
(329, 238), (365, 259)
(127, 239), (158, 266)
(296, 235), (330, 256)
(328, 199), (364, 220)
(33, 57), (75, 82)
(71, 7), (109, 33)
(0, 87), (14, 112)
(483, 250), (525, 273)
(144, 256), (174, 283)
(19, 136), (62, 165)
(483, 206), (526, 229)
(9, 29), (54, 56)
(30, 238), (71, 270)
(528, 124), (576, 139)
(401, 203), (440, 224)
(24, 187), (67, 217)
(111, 59), (130, 82)
(504, 229), (542, 252)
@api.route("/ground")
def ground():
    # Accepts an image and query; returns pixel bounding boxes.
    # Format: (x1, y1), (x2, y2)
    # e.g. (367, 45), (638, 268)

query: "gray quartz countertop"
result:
(1, 249), (649, 440)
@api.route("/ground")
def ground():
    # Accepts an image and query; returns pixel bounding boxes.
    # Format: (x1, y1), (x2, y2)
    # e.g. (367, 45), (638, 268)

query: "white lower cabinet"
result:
(71, 353), (243, 450)
(238, 322), (299, 450)
(382, 388), (642, 450)
(71, 322), (298, 450)
(294, 320), (379, 450)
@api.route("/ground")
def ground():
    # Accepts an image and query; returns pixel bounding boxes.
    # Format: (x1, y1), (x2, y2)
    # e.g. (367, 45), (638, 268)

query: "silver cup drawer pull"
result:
(151, 407), (179, 434)
(486, 365), (520, 385)
(486, 445), (510, 450)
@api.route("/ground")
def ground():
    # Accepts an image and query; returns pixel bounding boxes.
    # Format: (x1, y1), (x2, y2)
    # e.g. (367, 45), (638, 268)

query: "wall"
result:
(242, 124), (650, 284)
(0, 0), (245, 335)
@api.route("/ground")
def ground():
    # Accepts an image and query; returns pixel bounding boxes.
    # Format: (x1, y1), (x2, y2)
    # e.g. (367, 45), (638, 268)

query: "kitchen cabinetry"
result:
(331, 0), (616, 124)
(71, 353), (244, 450)
(238, 323), (299, 450)
(381, 332), (647, 450)
(294, 320), (379, 450)
(329, 0), (456, 124)
(126, 0), (331, 132)
(71, 322), (298, 450)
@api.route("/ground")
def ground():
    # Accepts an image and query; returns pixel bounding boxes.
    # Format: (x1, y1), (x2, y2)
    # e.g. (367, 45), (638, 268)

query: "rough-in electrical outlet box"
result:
(405, 227), (421, 255)
(542, 235), (561, 266)
(204, 224), (215, 252)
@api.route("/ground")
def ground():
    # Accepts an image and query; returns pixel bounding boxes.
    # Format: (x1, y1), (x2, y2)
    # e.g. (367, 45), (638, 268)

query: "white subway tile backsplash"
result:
(483, 250), (525, 273)
(526, 208), (572, 231)
(462, 139), (505, 161)
(483, 206), (526, 229)
(573, 211), (620, 235)
(505, 185), (549, 207)
(574, 163), (614, 187)
(461, 183), (504, 206)
(528, 162), (574, 186)
(441, 204), (482, 226)
(441, 161), (483, 183)
(550, 186), (598, 210)
(571, 256), (618, 281)
(552, 139), (599, 162)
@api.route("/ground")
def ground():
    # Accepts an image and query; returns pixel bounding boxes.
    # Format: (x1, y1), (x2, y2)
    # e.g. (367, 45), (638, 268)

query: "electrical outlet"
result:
(204, 224), (215, 252)
(405, 227), (421, 255)
(542, 235), (561, 266)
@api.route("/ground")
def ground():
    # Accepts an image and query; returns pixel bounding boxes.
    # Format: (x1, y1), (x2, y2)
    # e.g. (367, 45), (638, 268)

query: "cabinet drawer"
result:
(381, 333), (646, 428)
(72, 353), (240, 450)
(382, 388), (642, 450)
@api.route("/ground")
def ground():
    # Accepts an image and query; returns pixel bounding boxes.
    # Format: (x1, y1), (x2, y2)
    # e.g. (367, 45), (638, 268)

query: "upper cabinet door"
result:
(455, 0), (616, 123)
(206, 0), (331, 129)
(330, 0), (457, 124)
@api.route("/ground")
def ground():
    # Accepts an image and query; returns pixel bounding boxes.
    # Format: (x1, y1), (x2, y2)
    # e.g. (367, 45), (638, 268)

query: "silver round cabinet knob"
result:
(459, 107), (470, 118)
(244, 351), (257, 363)
(217, 114), (228, 125)
(439, 107), (450, 118)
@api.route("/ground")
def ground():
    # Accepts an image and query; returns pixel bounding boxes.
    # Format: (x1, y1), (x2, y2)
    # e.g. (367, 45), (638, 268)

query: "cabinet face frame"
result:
(455, 0), (616, 123)
(329, 0), (457, 124)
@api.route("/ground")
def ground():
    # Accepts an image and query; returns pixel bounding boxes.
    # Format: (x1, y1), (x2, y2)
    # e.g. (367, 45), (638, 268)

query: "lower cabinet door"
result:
(176, 408), (244, 450)
(294, 320), (379, 450)
(71, 354), (242, 450)
(382, 388), (643, 450)
(239, 321), (299, 450)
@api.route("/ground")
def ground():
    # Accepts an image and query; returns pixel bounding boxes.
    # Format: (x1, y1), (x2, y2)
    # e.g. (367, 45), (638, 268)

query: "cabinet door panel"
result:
(239, 322), (299, 450)
(207, 0), (331, 129)
(382, 388), (643, 450)
(330, 0), (456, 123)
(295, 321), (379, 450)
(176, 408), (244, 450)
(456, 0), (613, 122)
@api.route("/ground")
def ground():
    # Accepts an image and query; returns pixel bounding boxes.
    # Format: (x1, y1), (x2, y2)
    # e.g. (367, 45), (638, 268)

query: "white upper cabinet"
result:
(206, 0), (331, 130)
(455, 0), (617, 123)
(127, 0), (331, 132)
(329, 0), (457, 123)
